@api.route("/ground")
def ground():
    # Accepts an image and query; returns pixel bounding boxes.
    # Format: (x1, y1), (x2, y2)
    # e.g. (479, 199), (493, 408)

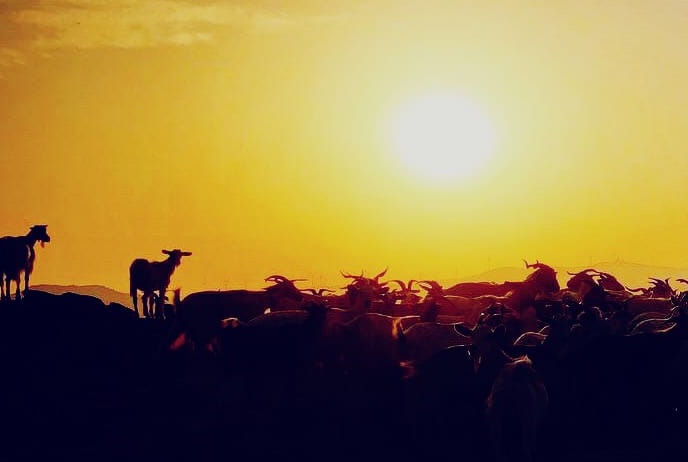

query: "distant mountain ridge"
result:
(32, 284), (132, 308)
(455, 260), (688, 289)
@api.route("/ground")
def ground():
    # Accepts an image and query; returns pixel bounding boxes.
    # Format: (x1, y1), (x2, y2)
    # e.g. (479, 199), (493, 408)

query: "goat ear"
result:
(162, 249), (171, 255)
(181, 251), (192, 256)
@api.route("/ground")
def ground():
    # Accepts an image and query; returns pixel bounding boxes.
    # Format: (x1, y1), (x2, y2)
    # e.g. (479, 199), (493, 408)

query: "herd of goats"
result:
(3, 224), (688, 461)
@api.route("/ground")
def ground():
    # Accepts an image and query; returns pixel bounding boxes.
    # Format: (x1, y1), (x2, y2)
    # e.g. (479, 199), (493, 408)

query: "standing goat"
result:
(0, 225), (51, 301)
(129, 249), (191, 318)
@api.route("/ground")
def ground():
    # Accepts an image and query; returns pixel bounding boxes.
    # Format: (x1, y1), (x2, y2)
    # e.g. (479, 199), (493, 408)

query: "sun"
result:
(388, 92), (497, 183)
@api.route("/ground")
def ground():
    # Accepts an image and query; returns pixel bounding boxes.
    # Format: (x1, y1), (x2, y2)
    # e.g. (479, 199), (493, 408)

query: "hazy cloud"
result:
(5, 0), (343, 51)
(0, 47), (26, 79)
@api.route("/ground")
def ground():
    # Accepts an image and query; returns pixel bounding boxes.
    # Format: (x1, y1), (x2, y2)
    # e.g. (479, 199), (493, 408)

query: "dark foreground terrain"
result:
(1, 291), (688, 462)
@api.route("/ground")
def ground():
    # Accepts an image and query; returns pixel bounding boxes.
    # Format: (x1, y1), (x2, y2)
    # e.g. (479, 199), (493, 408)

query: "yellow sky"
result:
(2, 1), (688, 293)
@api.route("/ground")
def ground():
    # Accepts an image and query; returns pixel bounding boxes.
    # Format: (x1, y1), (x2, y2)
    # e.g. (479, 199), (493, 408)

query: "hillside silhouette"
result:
(456, 260), (688, 289)
(32, 284), (133, 307)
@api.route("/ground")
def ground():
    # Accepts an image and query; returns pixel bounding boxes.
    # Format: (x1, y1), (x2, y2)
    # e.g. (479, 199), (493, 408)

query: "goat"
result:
(626, 277), (675, 299)
(0, 225), (51, 301)
(596, 271), (626, 292)
(419, 280), (504, 324)
(168, 275), (307, 351)
(129, 249), (191, 318)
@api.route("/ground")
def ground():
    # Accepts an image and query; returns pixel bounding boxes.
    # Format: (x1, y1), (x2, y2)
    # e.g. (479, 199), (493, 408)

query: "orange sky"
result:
(2, 1), (688, 293)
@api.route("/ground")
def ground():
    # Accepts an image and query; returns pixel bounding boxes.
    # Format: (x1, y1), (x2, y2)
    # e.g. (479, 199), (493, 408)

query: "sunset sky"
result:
(2, 1), (688, 293)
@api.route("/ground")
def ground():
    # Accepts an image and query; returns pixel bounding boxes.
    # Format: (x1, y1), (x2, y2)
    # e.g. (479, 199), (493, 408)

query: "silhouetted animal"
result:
(169, 275), (307, 351)
(0, 225), (51, 301)
(340, 268), (391, 313)
(129, 249), (191, 318)
(444, 260), (560, 303)
(626, 277), (676, 298)
(486, 356), (548, 462)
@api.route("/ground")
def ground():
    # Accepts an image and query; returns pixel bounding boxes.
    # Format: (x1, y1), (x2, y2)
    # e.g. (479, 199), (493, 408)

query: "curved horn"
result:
(340, 270), (364, 280)
(373, 267), (389, 281)
(676, 278), (688, 285)
(389, 279), (406, 290)
(265, 275), (289, 283)
(524, 259), (544, 269)
(419, 280), (443, 292)
(525, 259), (556, 271)
(648, 277), (665, 286)
(407, 280), (420, 293)
(266, 275), (306, 285)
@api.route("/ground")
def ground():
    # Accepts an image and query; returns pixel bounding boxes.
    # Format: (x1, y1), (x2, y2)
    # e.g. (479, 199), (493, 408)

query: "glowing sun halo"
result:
(389, 92), (497, 183)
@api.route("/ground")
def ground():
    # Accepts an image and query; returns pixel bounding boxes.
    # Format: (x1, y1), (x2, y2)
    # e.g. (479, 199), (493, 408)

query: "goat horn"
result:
(389, 279), (406, 290)
(340, 270), (364, 280)
(374, 267), (389, 281)
(408, 280), (421, 293)
(265, 275), (289, 283)
(524, 259), (544, 269)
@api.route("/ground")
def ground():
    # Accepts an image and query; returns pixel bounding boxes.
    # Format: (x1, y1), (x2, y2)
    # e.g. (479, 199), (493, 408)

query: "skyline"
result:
(2, 1), (688, 293)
